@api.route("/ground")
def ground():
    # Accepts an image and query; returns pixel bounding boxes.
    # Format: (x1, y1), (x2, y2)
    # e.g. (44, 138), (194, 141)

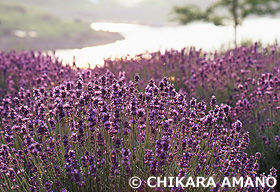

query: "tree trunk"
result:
(232, 0), (238, 48)
(234, 24), (237, 48)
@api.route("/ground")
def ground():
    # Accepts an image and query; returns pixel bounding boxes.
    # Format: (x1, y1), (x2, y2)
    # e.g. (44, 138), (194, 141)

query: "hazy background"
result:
(0, 0), (216, 51)
(1, 0), (280, 67)
(4, 0), (216, 25)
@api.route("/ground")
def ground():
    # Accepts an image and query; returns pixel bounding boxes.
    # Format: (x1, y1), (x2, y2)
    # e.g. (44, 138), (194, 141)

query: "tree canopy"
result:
(171, 0), (280, 47)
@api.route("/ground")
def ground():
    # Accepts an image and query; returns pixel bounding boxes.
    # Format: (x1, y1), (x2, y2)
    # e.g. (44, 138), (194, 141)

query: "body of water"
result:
(55, 17), (280, 68)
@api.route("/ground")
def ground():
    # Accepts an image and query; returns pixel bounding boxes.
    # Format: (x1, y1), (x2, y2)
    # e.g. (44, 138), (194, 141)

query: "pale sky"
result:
(111, 0), (148, 7)
(89, 0), (147, 7)
(88, 0), (213, 8)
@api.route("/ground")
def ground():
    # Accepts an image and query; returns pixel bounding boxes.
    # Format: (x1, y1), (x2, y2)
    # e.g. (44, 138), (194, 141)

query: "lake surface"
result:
(55, 17), (280, 68)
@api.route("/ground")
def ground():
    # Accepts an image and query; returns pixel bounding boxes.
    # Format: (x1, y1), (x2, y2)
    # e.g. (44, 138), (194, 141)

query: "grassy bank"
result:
(0, 2), (123, 51)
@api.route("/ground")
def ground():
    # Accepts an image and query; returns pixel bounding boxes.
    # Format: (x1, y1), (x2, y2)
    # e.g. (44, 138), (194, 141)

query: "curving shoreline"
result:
(0, 30), (124, 52)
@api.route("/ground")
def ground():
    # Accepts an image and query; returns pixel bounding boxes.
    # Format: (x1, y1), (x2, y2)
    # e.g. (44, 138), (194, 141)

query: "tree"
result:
(171, 0), (280, 47)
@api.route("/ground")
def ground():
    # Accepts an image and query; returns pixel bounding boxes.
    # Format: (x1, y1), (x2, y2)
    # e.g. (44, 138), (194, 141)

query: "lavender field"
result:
(0, 43), (279, 191)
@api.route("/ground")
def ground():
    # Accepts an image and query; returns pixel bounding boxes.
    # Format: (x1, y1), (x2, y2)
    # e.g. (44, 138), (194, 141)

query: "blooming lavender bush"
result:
(1, 44), (280, 191)
(100, 43), (279, 103)
(231, 70), (280, 182)
(0, 67), (275, 191)
(98, 43), (280, 188)
(0, 50), (84, 99)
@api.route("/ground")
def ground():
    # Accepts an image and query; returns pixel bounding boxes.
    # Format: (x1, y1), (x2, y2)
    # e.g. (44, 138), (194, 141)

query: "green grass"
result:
(0, 1), (92, 38)
(5, 0), (97, 14)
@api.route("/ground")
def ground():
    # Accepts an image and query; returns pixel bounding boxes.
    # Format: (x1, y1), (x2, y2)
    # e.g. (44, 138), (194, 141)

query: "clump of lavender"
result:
(0, 71), (273, 191)
(97, 43), (280, 189)
(0, 50), (85, 99)
(231, 70), (280, 187)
